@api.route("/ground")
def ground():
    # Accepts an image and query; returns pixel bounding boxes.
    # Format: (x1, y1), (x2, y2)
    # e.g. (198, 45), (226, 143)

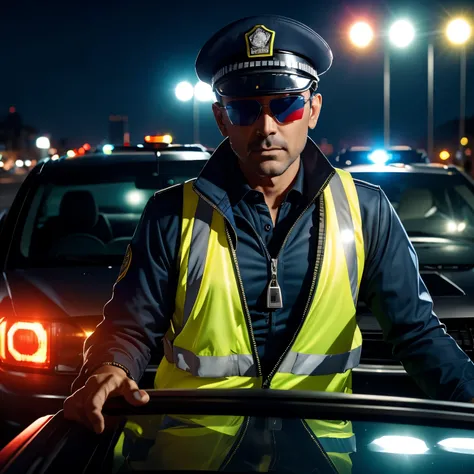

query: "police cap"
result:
(195, 15), (333, 98)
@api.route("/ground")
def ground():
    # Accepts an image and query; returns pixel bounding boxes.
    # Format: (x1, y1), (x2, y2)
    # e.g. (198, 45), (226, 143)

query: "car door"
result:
(3, 390), (474, 474)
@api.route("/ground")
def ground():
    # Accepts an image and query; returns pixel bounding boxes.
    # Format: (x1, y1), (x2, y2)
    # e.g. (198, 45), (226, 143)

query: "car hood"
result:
(4, 238), (473, 322)
(412, 238), (474, 318)
(4, 266), (119, 319)
(358, 237), (474, 330)
(411, 236), (474, 266)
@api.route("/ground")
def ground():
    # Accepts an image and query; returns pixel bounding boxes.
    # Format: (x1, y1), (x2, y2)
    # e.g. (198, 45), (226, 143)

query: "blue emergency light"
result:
(368, 149), (390, 165)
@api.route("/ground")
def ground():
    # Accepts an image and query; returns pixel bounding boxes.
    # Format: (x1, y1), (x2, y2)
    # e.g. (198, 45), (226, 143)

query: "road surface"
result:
(0, 173), (26, 211)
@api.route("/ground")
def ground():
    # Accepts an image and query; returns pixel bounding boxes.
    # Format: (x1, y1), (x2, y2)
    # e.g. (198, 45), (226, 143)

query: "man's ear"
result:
(308, 94), (322, 130)
(212, 103), (229, 137)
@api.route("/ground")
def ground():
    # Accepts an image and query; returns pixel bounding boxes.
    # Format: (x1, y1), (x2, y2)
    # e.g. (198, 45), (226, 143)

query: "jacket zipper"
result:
(194, 188), (262, 378)
(300, 419), (340, 473)
(262, 171), (334, 388)
(218, 416), (251, 471)
(194, 167), (335, 386)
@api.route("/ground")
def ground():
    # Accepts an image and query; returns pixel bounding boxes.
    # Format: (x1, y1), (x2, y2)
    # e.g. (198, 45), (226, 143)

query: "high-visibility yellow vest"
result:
(155, 168), (364, 394)
(114, 168), (364, 472)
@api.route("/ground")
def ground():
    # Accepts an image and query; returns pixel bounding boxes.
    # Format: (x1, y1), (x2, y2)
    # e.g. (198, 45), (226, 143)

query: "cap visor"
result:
(215, 73), (313, 97)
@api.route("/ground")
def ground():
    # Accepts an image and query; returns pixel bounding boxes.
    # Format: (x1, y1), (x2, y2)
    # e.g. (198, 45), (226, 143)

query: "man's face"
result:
(212, 88), (322, 178)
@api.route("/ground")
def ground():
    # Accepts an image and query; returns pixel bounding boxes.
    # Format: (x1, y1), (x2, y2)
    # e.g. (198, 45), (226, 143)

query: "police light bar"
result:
(389, 145), (412, 151)
(144, 134), (173, 144)
(368, 149), (390, 165)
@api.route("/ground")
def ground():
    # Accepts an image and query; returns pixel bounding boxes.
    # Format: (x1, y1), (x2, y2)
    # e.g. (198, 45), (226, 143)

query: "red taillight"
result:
(0, 320), (50, 369)
(8, 322), (49, 364)
(0, 318), (94, 372)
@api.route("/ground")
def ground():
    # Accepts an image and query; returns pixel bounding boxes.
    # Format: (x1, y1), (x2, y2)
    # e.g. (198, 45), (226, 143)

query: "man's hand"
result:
(63, 365), (149, 434)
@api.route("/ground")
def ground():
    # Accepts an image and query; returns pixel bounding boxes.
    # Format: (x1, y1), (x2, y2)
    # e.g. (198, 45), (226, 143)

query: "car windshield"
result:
(350, 171), (474, 241)
(108, 415), (474, 473)
(89, 391), (474, 474)
(337, 150), (427, 167)
(7, 155), (208, 268)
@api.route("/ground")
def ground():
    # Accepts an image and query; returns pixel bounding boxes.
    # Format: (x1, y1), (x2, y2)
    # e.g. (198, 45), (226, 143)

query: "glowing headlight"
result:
(447, 221), (466, 232)
(126, 191), (145, 206)
(368, 436), (429, 454)
(438, 438), (474, 455)
(102, 144), (114, 155)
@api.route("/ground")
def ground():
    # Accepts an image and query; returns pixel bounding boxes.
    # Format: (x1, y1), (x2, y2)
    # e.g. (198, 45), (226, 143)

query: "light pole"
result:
(383, 47), (390, 148)
(386, 19), (416, 148)
(427, 42), (434, 159)
(446, 18), (471, 149)
(349, 20), (415, 148)
(175, 81), (214, 143)
(426, 19), (471, 161)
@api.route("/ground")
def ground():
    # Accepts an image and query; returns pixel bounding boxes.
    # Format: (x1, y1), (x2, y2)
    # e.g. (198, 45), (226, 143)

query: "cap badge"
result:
(245, 24), (275, 58)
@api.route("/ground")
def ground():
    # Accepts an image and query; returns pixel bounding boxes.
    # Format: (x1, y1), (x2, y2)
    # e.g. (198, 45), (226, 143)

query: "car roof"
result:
(346, 163), (458, 175)
(40, 146), (211, 170)
(340, 146), (423, 153)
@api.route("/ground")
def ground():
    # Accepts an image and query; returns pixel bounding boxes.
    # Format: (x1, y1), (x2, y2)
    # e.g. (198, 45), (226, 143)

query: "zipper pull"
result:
(267, 258), (283, 309)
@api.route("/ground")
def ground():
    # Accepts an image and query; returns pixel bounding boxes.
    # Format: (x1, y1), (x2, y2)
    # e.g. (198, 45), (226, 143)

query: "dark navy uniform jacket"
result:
(74, 138), (474, 402)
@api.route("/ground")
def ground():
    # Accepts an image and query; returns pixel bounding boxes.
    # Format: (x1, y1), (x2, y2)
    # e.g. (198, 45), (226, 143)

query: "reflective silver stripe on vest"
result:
(319, 435), (357, 453)
(278, 345), (362, 376)
(183, 197), (214, 327)
(173, 345), (257, 377)
(329, 173), (358, 306)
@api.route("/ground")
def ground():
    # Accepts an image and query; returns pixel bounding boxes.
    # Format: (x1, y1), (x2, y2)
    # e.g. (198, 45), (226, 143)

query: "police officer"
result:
(65, 14), (474, 472)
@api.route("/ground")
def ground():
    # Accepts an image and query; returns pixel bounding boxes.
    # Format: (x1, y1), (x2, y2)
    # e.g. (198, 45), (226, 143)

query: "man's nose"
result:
(255, 106), (278, 136)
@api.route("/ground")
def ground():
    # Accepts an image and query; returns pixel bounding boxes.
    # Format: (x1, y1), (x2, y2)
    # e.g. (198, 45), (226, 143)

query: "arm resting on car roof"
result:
(359, 187), (474, 402)
(72, 191), (182, 392)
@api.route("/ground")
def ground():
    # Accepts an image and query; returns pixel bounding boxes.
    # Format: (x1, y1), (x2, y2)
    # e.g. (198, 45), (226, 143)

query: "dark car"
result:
(0, 152), (472, 444)
(333, 146), (429, 168)
(3, 389), (474, 473)
(0, 144), (210, 443)
(349, 163), (474, 397)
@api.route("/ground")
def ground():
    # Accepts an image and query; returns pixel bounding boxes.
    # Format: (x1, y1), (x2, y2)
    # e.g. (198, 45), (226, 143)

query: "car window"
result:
(8, 158), (207, 268)
(351, 171), (474, 240)
(103, 415), (474, 473)
(5, 392), (474, 474)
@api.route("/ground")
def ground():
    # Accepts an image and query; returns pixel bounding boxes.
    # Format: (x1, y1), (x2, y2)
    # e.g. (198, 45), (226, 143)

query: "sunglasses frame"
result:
(219, 93), (316, 126)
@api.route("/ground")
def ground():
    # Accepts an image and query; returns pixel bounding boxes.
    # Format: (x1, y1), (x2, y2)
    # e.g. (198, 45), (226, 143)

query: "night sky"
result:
(2, 0), (473, 150)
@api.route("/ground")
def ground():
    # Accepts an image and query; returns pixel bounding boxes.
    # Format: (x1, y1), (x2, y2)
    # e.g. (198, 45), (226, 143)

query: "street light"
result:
(36, 136), (51, 160)
(349, 22), (374, 48)
(194, 81), (215, 102)
(446, 18), (472, 154)
(175, 81), (194, 102)
(175, 81), (215, 143)
(440, 150), (450, 161)
(426, 18), (472, 162)
(446, 18), (472, 45)
(389, 20), (415, 48)
(36, 136), (50, 150)
(349, 19), (415, 148)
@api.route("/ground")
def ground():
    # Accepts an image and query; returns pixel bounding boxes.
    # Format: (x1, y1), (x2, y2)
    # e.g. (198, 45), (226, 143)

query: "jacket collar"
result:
(193, 137), (335, 224)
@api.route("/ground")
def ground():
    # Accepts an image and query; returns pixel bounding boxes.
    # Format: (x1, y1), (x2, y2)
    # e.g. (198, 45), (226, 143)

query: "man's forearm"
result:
(71, 321), (153, 392)
(394, 321), (474, 402)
